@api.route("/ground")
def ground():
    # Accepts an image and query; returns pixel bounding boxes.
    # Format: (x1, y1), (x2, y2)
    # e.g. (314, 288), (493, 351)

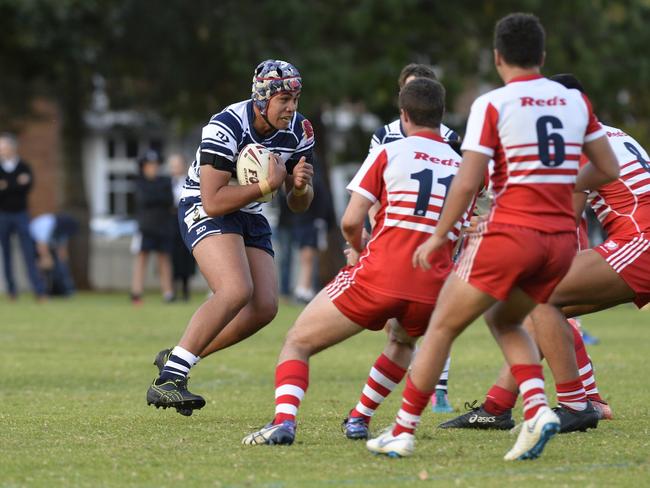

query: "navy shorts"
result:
(291, 222), (318, 249)
(133, 233), (173, 253)
(178, 196), (274, 257)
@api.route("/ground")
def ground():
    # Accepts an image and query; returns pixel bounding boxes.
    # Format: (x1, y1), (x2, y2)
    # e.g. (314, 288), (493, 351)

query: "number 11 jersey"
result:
(461, 74), (605, 233)
(346, 131), (468, 303)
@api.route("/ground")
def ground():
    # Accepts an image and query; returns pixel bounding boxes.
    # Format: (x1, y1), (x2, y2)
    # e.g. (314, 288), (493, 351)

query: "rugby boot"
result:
(431, 388), (454, 413)
(438, 401), (514, 430)
(242, 420), (296, 446)
(146, 376), (205, 416)
(592, 399), (613, 420)
(504, 406), (560, 461)
(366, 425), (415, 458)
(553, 401), (599, 433)
(153, 347), (173, 374)
(342, 414), (370, 440)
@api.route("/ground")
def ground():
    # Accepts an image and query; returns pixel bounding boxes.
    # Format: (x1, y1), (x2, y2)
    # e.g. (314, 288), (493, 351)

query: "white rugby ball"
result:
(236, 143), (276, 203)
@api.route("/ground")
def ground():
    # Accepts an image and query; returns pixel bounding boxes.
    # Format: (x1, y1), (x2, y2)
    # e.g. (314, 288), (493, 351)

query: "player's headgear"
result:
(252, 59), (302, 115)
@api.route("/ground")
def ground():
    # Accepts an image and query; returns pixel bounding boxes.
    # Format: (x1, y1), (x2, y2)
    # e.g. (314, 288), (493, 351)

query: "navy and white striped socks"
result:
(159, 346), (200, 381)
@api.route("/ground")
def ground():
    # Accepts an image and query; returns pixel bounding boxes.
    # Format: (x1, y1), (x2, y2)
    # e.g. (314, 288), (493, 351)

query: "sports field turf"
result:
(1, 293), (649, 487)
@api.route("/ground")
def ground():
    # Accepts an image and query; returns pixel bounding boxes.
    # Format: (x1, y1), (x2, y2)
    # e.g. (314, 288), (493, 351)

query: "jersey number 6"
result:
(536, 115), (565, 167)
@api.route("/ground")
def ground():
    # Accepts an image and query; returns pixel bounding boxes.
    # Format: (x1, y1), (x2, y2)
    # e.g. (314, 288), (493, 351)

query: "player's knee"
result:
(215, 282), (253, 311)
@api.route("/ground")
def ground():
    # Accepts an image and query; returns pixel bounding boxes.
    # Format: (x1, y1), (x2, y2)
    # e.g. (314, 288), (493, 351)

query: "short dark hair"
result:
(549, 73), (585, 93)
(398, 63), (437, 89)
(398, 78), (445, 129)
(494, 13), (545, 68)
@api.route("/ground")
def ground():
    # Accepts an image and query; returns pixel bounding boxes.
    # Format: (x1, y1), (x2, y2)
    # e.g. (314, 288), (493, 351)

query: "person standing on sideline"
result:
(146, 59), (314, 416)
(0, 133), (46, 300)
(130, 149), (175, 304)
(168, 153), (196, 301)
(366, 13), (619, 461)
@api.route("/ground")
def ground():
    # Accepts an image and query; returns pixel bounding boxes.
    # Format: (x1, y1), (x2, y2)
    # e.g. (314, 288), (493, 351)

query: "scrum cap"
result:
(252, 59), (302, 115)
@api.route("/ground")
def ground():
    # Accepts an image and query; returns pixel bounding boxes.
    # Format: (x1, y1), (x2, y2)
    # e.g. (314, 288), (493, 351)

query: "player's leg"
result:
(367, 274), (494, 458)
(431, 355), (454, 413)
(197, 246), (279, 355)
(483, 288), (561, 461)
(242, 289), (366, 445)
(344, 319), (416, 439)
(147, 234), (253, 414)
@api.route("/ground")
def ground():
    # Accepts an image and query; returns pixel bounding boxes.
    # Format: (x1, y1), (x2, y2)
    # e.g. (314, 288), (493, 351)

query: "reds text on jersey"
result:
(585, 125), (650, 236)
(461, 74), (605, 233)
(345, 131), (469, 303)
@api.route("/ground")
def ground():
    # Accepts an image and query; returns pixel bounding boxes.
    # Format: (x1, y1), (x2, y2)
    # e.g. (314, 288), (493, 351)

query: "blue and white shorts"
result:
(178, 196), (274, 257)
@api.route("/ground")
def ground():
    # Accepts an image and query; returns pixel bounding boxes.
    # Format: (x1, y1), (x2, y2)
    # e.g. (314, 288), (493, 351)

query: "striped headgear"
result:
(252, 60), (302, 115)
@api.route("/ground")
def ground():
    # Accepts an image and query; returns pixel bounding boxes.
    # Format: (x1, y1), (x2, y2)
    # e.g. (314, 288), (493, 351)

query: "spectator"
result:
(277, 172), (332, 303)
(30, 212), (79, 296)
(168, 153), (196, 301)
(0, 132), (46, 300)
(130, 149), (175, 304)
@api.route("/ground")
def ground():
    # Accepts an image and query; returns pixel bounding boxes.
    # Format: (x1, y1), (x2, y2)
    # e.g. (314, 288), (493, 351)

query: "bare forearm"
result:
(287, 185), (313, 213)
(201, 184), (266, 216)
(574, 163), (618, 193)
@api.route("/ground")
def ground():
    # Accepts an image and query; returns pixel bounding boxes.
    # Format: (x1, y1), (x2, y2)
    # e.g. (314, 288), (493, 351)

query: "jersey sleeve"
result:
(286, 117), (315, 174)
(460, 95), (499, 157)
(346, 147), (388, 203)
(199, 111), (243, 172)
(581, 94), (606, 143)
(368, 126), (385, 153)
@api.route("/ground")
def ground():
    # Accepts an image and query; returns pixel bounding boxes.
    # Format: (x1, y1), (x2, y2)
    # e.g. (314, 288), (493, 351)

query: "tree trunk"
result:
(60, 79), (92, 290)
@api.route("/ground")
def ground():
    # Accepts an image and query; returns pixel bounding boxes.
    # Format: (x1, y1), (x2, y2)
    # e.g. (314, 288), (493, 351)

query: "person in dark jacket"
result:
(130, 150), (175, 304)
(0, 133), (46, 300)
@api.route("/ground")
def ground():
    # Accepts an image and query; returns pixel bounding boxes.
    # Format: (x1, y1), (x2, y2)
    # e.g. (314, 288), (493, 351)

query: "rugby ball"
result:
(236, 143), (276, 203)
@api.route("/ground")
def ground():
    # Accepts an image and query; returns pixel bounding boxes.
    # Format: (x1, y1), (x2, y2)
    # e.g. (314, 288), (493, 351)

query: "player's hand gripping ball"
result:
(237, 143), (276, 203)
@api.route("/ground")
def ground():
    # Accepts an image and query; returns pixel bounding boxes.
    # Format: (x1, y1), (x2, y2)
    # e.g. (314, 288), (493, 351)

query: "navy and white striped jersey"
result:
(369, 119), (459, 152)
(181, 99), (315, 214)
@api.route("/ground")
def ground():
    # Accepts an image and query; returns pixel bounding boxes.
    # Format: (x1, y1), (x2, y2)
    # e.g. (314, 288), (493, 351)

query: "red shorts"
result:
(455, 222), (577, 303)
(594, 234), (650, 308)
(325, 268), (439, 337)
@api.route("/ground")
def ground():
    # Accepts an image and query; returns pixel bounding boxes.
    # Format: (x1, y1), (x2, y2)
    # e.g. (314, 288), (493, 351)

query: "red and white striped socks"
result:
(483, 384), (518, 415)
(511, 364), (548, 420)
(392, 375), (432, 436)
(350, 353), (407, 424)
(568, 318), (604, 403)
(274, 360), (309, 424)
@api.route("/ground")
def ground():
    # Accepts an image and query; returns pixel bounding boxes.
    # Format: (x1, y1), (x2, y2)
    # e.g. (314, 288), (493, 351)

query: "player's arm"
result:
(200, 153), (286, 216)
(413, 150), (489, 270)
(575, 136), (619, 193)
(341, 192), (374, 253)
(284, 156), (314, 213)
(572, 191), (588, 224)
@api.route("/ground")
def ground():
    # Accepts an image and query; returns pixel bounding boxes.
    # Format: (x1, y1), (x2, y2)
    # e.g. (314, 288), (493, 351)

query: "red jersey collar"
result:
(507, 73), (544, 84)
(412, 130), (445, 142)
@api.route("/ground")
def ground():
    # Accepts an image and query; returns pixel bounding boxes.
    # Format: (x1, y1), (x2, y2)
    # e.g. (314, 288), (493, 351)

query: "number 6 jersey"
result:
(346, 131), (470, 303)
(461, 74), (605, 233)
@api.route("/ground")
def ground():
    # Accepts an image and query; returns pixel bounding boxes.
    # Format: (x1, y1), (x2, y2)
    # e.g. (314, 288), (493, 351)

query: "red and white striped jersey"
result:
(461, 74), (605, 233)
(585, 125), (650, 236)
(345, 131), (469, 303)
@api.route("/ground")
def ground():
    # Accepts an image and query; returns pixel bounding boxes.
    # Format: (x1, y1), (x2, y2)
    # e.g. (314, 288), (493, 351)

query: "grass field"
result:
(1, 293), (649, 487)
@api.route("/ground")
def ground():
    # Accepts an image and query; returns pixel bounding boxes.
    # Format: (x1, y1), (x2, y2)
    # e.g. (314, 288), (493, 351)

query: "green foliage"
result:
(1, 294), (649, 487)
